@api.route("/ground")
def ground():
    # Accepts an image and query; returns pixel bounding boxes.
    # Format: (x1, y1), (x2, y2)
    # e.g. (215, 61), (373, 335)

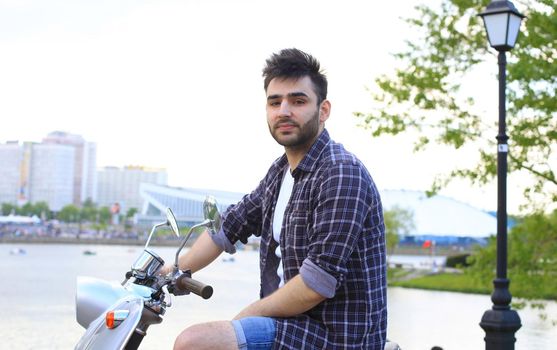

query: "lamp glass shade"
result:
(483, 13), (510, 47)
(507, 13), (522, 47)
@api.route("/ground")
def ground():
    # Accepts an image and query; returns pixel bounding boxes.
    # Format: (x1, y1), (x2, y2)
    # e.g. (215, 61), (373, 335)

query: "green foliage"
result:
(467, 210), (557, 301)
(1, 203), (17, 215)
(98, 207), (112, 225)
(391, 272), (492, 295)
(384, 206), (415, 254)
(126, 207), (138, 218)
(445, 253), (471, 268)
(80, 199), (97, 222)
(32, 201), (51, 219)
(387, 267), (414, 281)
(57, 204), (80, 223)
(355, 0), (557, 210)
(0, 202), (51, 219)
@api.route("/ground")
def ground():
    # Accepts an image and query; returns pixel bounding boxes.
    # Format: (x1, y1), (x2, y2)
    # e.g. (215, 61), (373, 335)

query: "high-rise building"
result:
(0, 141), (31, 205)
(97, 166), (167, 213)
(29, 143), (75, 211)
(43, 131), (97, 205)
(0, 131), (97, 211)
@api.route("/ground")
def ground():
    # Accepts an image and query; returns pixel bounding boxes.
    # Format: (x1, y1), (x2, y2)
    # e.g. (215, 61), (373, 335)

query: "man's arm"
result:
(233, 274), (326, 320)
(171, 230), (223, 273)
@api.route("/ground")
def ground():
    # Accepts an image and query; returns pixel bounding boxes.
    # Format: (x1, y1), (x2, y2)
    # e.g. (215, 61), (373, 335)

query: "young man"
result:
(172, 48), (387, 349)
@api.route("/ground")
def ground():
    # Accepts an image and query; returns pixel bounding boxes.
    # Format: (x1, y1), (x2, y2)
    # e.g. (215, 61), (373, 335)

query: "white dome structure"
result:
(381, 189), (496, 238)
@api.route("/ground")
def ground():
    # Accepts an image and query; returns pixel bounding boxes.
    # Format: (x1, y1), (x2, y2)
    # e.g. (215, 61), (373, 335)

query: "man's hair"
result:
(262, 48), (327, 104)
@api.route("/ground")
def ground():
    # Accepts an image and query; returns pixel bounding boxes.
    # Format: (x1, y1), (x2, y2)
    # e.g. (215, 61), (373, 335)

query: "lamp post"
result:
(478, 1), (525, 349)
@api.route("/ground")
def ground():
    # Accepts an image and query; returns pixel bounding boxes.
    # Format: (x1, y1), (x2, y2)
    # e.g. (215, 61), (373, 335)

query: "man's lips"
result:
(275, 122), (297, 131)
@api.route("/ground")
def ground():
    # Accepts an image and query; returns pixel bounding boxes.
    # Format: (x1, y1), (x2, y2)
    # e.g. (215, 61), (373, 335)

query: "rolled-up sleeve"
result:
(210, 227), (237, 254)
(299, 258), (337, 298)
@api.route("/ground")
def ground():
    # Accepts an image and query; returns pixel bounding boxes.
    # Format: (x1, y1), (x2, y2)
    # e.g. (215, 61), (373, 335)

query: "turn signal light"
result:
(106, 310), (130, 329)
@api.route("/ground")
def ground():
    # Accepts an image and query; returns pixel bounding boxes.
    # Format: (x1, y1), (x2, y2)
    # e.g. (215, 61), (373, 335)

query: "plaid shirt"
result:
(220, 129), (387, 349)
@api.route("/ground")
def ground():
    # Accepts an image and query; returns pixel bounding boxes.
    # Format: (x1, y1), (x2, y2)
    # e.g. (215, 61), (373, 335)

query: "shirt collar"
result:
(292, 129), (330, 176)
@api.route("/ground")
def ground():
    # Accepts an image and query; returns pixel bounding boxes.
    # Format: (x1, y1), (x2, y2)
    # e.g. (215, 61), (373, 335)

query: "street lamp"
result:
(478, 1), (525, 349)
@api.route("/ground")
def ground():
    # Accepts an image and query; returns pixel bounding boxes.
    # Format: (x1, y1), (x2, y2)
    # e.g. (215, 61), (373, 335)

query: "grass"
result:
(389, 270), (492, 295)
(387, 267), (413, 281)
(388, 269), (557, 301)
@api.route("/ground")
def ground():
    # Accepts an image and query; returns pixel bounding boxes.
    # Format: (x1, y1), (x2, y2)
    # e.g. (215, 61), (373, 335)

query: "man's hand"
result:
(158, 263), (175, 276)
(233, 275), (326, 320)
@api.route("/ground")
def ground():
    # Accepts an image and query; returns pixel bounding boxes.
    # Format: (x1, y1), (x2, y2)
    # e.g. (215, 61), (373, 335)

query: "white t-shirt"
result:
(272, 167), (294, 287)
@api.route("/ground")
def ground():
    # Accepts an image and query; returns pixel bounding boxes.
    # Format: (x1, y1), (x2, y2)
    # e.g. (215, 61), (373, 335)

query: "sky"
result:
(0, 0), (529, 214)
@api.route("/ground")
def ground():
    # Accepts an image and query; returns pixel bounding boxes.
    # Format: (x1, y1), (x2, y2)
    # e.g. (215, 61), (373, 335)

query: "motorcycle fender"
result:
(76, 276), (130, 328)
(75, 294), (143, 350)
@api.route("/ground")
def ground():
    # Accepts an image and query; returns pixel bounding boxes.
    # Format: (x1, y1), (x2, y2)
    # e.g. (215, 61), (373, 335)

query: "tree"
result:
(32, 201), (51, 219)
(58, 204), (80, 223)
(126, 207), (138, 218)
(19, 202), (35, 216)
(467, 210), (557, 306)
(355, 0), (556, 211)
(98, 206), (111, 225)
(1, 203), (17, 216)
(384, 206), (415, 254)
(80, 199), (98, 223)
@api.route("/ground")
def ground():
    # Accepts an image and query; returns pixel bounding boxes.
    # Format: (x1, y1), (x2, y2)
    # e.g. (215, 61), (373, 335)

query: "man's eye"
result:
(295, 99), (306, 105)
(269, 101), (280, 106)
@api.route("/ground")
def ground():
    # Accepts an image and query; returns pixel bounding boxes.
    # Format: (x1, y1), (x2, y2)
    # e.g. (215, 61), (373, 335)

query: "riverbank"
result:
(1, 235), (469, 255)
(0, 235), (178, 247)
(389, 268), (491, 295)
(0, 234), (263, 250)
(389, 268), (557, 301)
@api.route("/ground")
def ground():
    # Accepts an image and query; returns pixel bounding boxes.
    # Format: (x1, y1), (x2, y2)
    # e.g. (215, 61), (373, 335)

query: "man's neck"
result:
(284, 129), (323, 171)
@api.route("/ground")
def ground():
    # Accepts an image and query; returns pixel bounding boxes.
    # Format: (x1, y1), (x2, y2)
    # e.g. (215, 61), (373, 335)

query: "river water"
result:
(1, 243), (555, 349)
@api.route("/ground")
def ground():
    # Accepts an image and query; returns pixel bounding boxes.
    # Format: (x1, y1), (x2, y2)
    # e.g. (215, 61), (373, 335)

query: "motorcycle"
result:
(74, 196), (221, 350)
(74, 195), (401, 350)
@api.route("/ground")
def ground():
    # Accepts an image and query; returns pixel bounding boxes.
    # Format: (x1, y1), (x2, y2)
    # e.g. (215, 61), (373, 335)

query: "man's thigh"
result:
(174, 320), (237, 350)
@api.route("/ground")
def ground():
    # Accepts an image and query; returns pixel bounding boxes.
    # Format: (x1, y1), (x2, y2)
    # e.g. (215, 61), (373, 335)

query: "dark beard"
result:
(269, 110), (320, 149)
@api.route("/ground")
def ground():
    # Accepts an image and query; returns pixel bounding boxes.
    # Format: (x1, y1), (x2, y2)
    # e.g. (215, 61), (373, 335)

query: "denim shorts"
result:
(231, 316), (276, 350)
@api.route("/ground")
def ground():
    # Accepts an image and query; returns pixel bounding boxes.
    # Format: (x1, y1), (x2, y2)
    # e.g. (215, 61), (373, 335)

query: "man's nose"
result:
(279, 100), (292, 117)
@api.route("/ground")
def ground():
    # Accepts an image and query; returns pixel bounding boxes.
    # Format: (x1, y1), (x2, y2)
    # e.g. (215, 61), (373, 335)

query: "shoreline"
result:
(1, 236), (464, 255)
(0, 236), (185, 247)
(0, 236), (262, 250)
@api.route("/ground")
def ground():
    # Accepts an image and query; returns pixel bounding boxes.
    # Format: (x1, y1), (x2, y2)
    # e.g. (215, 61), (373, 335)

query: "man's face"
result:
(266, 76), (329, 150)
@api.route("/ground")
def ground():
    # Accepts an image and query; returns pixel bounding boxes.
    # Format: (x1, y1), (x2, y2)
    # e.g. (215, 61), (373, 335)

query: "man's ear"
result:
(319, 100), (331, 123)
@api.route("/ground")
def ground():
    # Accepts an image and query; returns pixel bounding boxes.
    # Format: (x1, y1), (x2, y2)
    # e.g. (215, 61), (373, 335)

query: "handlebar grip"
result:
(176, 274), (213, 299)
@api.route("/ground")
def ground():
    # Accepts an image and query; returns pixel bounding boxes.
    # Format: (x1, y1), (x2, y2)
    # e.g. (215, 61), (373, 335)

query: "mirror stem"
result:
(144, 222), (167, 249)
(174, 219), (213, 270)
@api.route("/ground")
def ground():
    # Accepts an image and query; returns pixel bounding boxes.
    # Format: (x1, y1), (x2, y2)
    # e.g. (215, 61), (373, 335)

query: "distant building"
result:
(137, 185), (497, 244)
(97, 166), (167, 213)
(0, 141), (31, 205)
(28, 143), (75, 211)
(0, 141), (76, 211)
(0, 131), (97, 211)
(381, 189), (497, 237)
(43, 131), (97, 204)
(138, 183), (243, 227)
(382, 189), (496, 246)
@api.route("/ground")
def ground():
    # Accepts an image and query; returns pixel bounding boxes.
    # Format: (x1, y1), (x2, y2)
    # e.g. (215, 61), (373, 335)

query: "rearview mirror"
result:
(203, 196), (221, 234)
(166, 208), (180, 237)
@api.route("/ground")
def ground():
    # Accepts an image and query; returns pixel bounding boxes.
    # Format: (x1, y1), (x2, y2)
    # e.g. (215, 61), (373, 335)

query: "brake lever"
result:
(162, 285), (172, 307)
